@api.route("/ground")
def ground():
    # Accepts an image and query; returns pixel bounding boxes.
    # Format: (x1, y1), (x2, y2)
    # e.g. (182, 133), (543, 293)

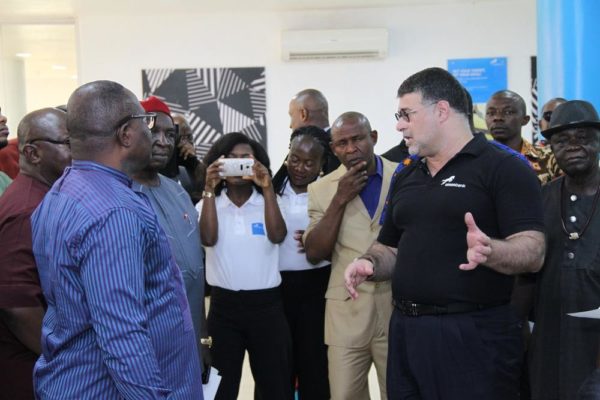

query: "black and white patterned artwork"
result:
(142, 67), (267, 159)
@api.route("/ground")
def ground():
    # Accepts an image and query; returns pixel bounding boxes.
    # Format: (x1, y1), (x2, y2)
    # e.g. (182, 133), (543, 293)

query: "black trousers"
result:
(280, 266), (331, 400)
(208, 286), (293, 400)
(387, 304), (522, 400)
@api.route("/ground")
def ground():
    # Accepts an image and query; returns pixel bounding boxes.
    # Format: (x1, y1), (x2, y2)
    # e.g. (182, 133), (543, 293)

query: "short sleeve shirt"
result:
(197, 189), (281, 290)
(278, 181), (329, 272)
(378, 134), (545, 306)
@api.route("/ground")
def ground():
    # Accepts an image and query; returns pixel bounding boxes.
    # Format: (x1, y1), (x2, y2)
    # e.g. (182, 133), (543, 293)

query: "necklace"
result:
(560, 177), (600, 240)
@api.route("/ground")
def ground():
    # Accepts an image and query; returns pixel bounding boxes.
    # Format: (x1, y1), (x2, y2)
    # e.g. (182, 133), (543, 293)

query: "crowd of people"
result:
(1, 66), (600, 400)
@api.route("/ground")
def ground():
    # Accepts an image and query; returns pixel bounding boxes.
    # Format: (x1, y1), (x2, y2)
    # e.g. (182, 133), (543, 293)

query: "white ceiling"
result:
(0, 0), (493, 20)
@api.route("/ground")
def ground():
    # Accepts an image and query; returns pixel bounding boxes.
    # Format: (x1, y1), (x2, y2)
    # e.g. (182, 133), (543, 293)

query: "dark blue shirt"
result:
(359, 155), (383, 219)
(32, 161), (203, 399)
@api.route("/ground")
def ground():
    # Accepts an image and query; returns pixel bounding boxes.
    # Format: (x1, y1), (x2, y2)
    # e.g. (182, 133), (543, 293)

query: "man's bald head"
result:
(488, 90), (527, 115)
(485, 90), (530, 149)
(66, 80), (141, 141)
(331, 111), (372, 133)
(17, 108), (67, 147)
(66, 80), (152, 174)
(289, 88), (330, 130)
(17, 107), (71, 185)
(330, 111), (377, 173)
(540, 97), (568, 131)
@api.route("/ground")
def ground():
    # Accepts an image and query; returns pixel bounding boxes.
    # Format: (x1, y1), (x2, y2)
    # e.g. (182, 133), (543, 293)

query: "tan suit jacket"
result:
(305, 157), (397, 348)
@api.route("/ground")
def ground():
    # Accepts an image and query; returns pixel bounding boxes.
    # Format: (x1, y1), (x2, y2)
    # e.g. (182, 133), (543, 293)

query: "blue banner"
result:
(538, 0), (600, 110)
(448, 57), (508, 103)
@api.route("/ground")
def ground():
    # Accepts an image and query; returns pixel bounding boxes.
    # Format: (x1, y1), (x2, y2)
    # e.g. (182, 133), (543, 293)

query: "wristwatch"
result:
(202, 190), (214, 199)
(200, 336), (212, 348)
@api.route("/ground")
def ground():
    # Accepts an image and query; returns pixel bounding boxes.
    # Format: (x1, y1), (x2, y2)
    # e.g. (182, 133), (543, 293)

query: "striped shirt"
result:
(31, 161), (203, 400)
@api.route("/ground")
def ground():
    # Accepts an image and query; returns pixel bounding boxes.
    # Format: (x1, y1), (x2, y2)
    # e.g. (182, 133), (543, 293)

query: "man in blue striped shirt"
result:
(31, 81), (204, 399)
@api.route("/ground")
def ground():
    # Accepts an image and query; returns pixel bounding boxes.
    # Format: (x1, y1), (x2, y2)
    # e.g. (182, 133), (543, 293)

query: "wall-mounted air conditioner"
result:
(281, 28), (388, 61)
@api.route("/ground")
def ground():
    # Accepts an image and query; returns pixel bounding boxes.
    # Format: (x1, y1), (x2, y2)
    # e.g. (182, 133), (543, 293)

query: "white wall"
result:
(76, 0), (536, 168)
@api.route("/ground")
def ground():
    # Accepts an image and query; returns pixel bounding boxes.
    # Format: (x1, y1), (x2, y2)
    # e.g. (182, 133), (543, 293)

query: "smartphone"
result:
(220, 158), (254, 177)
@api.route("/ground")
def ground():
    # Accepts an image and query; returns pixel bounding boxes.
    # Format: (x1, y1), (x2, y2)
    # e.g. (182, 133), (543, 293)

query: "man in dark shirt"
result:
(344, 67), (546, 399)
(529, 100), (600, 399)
(0, 107), (70, 399)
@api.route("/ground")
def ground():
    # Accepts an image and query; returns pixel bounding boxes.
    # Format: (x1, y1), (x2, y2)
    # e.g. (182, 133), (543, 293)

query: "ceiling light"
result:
(15, 52), (32, 58)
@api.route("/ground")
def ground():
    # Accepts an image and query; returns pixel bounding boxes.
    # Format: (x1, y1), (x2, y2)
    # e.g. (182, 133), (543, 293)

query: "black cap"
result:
(542, 100), (600, 140)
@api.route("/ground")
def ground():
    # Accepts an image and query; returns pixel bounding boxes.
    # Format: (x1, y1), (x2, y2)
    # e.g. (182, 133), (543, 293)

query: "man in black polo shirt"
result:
(344, 67), (546, 400)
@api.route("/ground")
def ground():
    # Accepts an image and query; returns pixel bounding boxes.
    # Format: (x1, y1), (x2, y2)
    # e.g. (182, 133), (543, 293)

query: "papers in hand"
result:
(202, 367), (222, 400)
(568, 307), (600, 319)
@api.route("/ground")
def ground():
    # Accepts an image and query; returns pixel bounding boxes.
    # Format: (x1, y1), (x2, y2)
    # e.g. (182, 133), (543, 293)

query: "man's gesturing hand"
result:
(344, 258), (374, 300)
(459, 212), (492, 271)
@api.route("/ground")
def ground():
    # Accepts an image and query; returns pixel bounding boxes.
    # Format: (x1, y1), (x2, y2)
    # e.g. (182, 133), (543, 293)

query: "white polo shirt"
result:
(196, 188), (281, 290)
(278, 181), (329, 272)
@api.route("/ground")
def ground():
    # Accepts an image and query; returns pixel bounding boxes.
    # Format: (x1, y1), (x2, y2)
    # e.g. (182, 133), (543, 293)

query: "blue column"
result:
(537, 0), (600, 109)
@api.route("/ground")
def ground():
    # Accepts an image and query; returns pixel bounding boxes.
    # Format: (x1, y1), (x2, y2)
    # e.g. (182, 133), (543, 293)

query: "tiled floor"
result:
(236, 352), (382, 399)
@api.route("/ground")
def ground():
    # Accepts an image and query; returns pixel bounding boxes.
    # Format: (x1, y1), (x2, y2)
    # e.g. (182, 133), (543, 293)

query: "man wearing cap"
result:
(132, 96), (210, 378)
(528, 100), (600, 399)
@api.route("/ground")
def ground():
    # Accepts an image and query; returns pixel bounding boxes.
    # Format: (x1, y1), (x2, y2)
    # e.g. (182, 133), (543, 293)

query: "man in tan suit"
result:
(304, 111), (398, 399)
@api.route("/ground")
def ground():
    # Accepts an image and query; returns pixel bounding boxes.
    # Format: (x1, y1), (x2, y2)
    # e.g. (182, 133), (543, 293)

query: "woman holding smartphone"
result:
(272, 126), (332, 399)
(198, 132), (292, 400)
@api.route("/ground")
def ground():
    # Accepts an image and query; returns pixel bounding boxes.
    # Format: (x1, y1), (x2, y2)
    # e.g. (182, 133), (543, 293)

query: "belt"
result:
(393, 299), (501, 317)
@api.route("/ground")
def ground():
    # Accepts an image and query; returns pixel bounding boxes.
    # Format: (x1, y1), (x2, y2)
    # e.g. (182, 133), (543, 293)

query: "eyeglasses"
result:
(395, 102), (437, 123)
(115, 113), (157, 130)
(27, 137), (70, 147)
(542, 111), (553, 122)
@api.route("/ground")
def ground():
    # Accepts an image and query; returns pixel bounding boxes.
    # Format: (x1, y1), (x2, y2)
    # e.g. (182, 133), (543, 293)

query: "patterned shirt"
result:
(521, 138), (560, 184)
(31, 161), (203, 400)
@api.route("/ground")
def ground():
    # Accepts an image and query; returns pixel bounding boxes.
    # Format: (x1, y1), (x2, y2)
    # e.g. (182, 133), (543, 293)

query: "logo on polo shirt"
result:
(440, 175), (466, 188)
(251, 222), (266, 235)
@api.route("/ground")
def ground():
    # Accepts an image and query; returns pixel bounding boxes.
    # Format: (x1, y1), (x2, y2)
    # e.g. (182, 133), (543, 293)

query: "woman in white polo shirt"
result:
(198, 132), (291, 400)
(272, 126), (332, 399)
